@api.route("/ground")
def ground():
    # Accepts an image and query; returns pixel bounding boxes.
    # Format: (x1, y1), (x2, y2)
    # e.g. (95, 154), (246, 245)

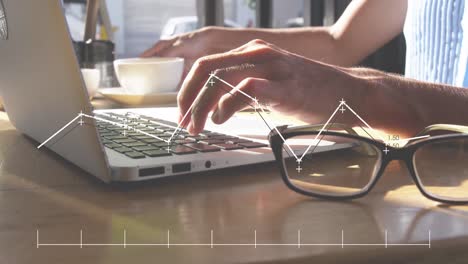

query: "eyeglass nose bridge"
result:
(383, 147), (412, 161)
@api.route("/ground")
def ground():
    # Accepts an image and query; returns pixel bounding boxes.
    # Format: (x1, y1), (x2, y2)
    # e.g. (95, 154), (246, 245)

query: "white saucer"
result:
(99, 87), (177, 107)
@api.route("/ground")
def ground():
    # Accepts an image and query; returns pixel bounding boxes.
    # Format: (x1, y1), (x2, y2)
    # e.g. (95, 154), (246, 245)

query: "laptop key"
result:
(153, 127), (167, 132)
(173, 130), (189, 135)
(126, 132), (143, 137)
(198, 139), (225, 145)
(114, 138), (138, 144)
(140, 121), (156, 126)
(238, 142), (268, 148)
(101, 131), (117, 136)
(186, 135), (208, 140)
(114, 147), (133, 153)
(108, 113), (126, 118)
(206, 135), (237, 140)
(168, 134), (186, 140)
(124, 151), (146, 159)
(143, 149), (172, 157)
(199, 131), (218, 136)
(133, 135), (154, 140)
(140, 128), (157, 132)
(213, 143), (244, 150)
(152, 141), (172, 147)
(105, 143), (121, 149)
(105, 135), (128, 140)
(226, 139), (252, 144)
(149, 131), (168, 136)
(184, 143), (221, 152)
(174, 139), (197, 144)
(141, 138), (164, 144)
(169, 145), (197, 155)
(122, 142), (147, 147)
(156, 120), (177, 126)
(132, 145), (160, 152)
(98, 128), (110, 133)
(104, 125), (119, 131)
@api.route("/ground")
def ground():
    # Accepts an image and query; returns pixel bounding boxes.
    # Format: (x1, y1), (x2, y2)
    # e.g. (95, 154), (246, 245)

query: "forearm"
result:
(349, 68), (468, 136)
(212, 0), (406, 67)
(217, 27), (350, 66)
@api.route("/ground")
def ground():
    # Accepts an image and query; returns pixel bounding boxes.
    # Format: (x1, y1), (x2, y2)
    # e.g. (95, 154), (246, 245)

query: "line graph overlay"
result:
(167, 76), (215, 143)
(37, 114), (83, 149)
(258, 106), (298, 160)
(82, 113), (169, 143)
(298, 101), (345, 162)
(199, 74), (431, 163)
(211, 74), (258, 103)
(37, 112), (175, 149)
(37, 73), (432, 164)
(36, 229), (432, 248)
(342, 102), (387, 143)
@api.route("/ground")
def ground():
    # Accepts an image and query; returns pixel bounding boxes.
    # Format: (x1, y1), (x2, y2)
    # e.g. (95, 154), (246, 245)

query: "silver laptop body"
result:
(0, 0), (279, 182)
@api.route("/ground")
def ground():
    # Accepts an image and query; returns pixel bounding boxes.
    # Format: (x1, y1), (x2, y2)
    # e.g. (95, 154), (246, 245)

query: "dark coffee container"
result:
(72, 41), (85, 68)
(83, 40), (119, 88)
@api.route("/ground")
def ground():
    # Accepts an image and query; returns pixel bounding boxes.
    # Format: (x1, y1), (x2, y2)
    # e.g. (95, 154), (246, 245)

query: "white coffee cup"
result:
(114, 57), (184, 94)
(81, 68), (101, 98)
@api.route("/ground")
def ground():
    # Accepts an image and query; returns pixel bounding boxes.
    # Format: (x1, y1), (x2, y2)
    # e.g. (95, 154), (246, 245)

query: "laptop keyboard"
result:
(95, 112), (268, 159)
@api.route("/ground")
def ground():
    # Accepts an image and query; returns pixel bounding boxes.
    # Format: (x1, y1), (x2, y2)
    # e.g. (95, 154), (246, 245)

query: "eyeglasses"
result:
(268, 123), (468, 204)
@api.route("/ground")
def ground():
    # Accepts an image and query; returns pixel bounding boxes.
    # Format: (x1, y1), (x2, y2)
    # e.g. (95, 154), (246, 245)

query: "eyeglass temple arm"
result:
(416, 124), (468, 136)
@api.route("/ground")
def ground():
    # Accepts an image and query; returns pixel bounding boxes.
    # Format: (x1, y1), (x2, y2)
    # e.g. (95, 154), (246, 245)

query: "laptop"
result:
(0, 0), (343, 182)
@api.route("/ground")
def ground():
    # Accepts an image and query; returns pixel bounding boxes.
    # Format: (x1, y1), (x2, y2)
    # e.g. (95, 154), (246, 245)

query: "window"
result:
(0, 0), (8, 40)
(64, 0), (197, 58)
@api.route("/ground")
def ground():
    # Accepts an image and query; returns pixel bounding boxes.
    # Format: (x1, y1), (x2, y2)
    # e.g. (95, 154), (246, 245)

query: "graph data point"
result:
(296, 166), (303, 173)
(383, 146), (390, 155)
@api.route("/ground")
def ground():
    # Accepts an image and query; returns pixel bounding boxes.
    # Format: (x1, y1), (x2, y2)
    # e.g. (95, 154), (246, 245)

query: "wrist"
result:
(348, 69), (423, 136)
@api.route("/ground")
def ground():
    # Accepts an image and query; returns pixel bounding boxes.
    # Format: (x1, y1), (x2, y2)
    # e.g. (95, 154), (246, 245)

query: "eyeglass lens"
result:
(413, 137), (468, 201)
(283, 134), (382, 197)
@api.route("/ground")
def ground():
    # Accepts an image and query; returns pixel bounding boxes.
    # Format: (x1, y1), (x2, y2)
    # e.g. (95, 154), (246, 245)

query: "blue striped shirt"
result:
(404, 0), (468, 87)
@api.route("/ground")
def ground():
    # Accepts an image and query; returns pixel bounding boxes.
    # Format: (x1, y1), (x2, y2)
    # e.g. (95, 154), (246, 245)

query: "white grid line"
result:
(342, 230), (344, 248)
(36, 229), (432, 248)
(298, 230), (301, 249)
(36, 243), (431, 247)
(385, 229), (388, 248)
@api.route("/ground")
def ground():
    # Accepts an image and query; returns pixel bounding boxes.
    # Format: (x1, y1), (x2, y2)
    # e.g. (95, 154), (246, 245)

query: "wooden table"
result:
(1, 100), (468, 264)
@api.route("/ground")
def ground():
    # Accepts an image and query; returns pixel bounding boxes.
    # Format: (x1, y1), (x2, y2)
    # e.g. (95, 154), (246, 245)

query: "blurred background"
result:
(63, 0), (405, 74)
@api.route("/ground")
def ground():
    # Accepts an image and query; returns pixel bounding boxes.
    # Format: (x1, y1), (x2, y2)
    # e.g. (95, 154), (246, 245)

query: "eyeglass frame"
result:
(268, 123), (468, 205)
